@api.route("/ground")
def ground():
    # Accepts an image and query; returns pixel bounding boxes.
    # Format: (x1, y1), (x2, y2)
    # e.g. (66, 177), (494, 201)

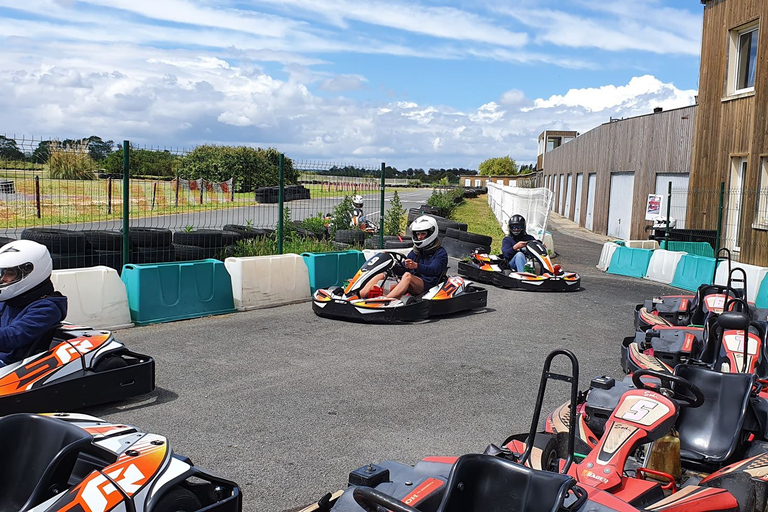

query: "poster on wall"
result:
(645, 194), (663, 220)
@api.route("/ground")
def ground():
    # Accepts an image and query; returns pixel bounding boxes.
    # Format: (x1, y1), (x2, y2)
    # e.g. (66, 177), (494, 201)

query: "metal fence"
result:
(0, 136), (395, 272)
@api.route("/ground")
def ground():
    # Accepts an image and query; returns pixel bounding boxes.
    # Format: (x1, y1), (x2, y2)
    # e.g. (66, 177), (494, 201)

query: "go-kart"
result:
(0, 323), (155, 414)
(0, 412), (240, 511)
(298, 350), (759, 512)
(458, 240), (580, 292)
(351, 208), (378, 234)
(312, 252), (487, 322)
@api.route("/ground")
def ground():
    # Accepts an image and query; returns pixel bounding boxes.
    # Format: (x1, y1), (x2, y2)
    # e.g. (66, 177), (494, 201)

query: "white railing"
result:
(487, 183), (554, 239)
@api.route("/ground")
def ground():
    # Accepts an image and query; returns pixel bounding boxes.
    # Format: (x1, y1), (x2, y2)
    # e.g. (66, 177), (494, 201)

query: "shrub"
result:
(384, 190), (406, 235)
(229, 235), (336, 257)
(427, 188), (464, 217)
(299, 212), (329, 236)
(330, 195), (354, 237)
(48, 140), (96, 180)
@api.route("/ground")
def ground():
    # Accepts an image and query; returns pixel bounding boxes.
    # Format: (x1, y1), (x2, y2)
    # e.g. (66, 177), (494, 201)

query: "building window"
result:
(474, 179), (481, 187)
(546, 137), (562, 152)
(728, 22), (759, 95)
(464, 178), (471, 186)
(755, 158), (768, 229)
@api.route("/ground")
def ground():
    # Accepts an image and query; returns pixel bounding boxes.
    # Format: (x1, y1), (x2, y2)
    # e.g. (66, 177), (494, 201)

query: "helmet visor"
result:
(510, 224), (524, 235)
(0, 264), (29, 288)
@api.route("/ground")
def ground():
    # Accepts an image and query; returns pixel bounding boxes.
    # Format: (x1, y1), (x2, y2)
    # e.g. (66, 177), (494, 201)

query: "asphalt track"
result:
(85, 213), (680, 511)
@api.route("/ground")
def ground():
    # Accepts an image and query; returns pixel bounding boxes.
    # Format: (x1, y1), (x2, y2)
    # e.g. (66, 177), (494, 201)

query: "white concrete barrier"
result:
(225, 254), (311, 311)
(51, 266), (133, 330)
(625, 240), (660, 250)
(644, 250), (687, 284)
(597, 242), (620, 271)
(714, 261), (768, 302)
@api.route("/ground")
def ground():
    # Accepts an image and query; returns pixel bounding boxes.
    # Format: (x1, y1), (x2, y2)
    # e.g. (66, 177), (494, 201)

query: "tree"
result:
(32, 140), (54, 163)
(384, 191), (405, 235)
(84, 136), (114, 161)
(478, 156), (518, 176)
(0, 136), (24, 161)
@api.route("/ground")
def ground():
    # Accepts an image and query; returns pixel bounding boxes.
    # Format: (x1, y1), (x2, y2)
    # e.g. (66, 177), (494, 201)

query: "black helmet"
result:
(508, 215), (526, 237)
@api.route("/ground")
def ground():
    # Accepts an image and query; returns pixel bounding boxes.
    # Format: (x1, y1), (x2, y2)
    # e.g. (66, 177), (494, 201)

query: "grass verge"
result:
(451, 197), (504, 253)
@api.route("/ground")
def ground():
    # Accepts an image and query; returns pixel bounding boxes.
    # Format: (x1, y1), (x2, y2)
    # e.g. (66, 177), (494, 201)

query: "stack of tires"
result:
(333, 229), (365, 250)
(21, 228), (95, 270)
(172, 229), (242, 261)
(441, 228), (493, 259)
(406, 209), (467, 236)
(364, 235), (411, 250)
(129, 227), (175, 264)
(254, 185), (311, 203)
(223, 224), (274, 241)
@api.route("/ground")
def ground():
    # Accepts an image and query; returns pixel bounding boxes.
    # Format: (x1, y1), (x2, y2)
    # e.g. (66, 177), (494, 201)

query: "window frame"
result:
(727, 21), (759, 96)
(753, 156), (768, 230)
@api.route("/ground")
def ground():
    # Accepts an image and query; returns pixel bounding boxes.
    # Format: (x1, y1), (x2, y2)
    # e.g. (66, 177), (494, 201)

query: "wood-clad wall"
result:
(541, 106), (697, 239)
(690, 0), (768, 264)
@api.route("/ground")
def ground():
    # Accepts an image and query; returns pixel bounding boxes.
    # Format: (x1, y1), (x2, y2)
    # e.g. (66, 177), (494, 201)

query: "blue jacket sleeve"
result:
(501, 236), (517, 260)
(416, 248), (448, 277)
(0, 301), (64, 352)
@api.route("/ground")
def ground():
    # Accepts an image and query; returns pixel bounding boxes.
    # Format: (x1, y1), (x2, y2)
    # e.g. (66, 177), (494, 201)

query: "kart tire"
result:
(153, 487), (202, 512)
(22, 228), (89, 255)
(532, 433), (560, 473)
(173, 229), (223, 248)
(129, 227), (173, 248)
(82, 230), (123, 251)
(335, 229), (365, 244)
(94, 355), (128, 372)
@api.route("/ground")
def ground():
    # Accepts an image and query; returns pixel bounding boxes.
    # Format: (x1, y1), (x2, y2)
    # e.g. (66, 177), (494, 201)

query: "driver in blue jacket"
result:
(360, 215), (448, 300)
(501, 214), (536, 272)
(0, 240), (68, 365)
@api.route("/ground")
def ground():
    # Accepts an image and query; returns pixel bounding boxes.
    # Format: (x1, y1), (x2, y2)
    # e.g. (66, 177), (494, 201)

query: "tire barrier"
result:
(51, 266), (133, 330)
(121, 259), (236, 325)
(606, 246), (654, 279)
(302, 250), (368, 293)
(225, 254), (311, 311)
(644, 250), (687, 285)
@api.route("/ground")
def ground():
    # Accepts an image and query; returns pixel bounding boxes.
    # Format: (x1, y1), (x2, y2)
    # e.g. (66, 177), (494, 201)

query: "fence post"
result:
(278, 153), (285, 255)
(716, 182), (725, 256)
(379, 163), (385, 246)
(664, 181), (672, 247)
(122, 141), (130, 266)
(175, 175), (180, 207)
(151, 182), (157, 210)
(35, 175), (41, 218)
(107, 177), (112, 214)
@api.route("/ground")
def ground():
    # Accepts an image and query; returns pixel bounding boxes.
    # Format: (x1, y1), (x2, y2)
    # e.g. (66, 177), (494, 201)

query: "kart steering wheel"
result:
(632, 369), (705, 408)
(388, 251), (407, 267)
(353, 486), (419, 512)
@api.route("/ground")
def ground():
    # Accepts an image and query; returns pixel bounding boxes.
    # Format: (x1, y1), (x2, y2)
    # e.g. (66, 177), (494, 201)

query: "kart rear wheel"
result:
(94, 355), (128, 372)
(153, 487), (202, 512)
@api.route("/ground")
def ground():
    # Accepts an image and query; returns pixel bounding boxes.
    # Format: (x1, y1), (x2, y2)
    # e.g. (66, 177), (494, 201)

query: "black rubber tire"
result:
(365, 236), (407, 249)
(441, 237), (490, 259)
(133, 246), (176, 264)
(444, 228), (463, 239)
(332, 241), (351, 250)
(22, 228), (89, 255)
(221, 231), (243, 246)
(172, 229), (223, 248)
(223, 224), (270, 240)
(458, 230), (493, 246)
(129, 227), (172, 248)
(434, 218), (467, 232)
(153, 487), (202, 512)
(93, 355), (128, 372)
(335, 229), (365, 244)
(94, 250), (123, 271)
(83, 230), (123, 251)
(51, 252), (95, 270)
(0, 236), (16, 247)
(418, 205), (440, 215)
(384, 240), (413, 249)
(173, 244), (222, 261)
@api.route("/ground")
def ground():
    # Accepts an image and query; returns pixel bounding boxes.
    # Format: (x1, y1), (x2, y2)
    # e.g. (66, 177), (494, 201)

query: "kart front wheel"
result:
(153, 487), (202, 512)
(93, 355), (128, 372)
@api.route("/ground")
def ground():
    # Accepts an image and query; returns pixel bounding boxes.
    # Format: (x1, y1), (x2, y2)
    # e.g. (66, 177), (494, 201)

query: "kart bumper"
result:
(457, 260), (496, 285)
(510, 273), (581, 292)
(312, 297), (431, 323)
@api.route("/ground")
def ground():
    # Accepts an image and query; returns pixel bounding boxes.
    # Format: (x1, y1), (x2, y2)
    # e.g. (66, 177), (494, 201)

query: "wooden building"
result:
(459, 173), (536, 188)
(536, 130), (578, 171)
(688, 0), (767, 264)
(539, 106), (697, 240)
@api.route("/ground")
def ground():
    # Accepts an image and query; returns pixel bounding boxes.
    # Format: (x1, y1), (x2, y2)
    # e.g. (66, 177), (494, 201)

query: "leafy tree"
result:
(0, 136), (24, 160)
(331, 195), (355, 236)
(103, 147), (181, 177)
(384, 191), (406, 235)
(84, 136), (114, 161)
(32, 140), (54, 163)
(478, 156), (518, 176)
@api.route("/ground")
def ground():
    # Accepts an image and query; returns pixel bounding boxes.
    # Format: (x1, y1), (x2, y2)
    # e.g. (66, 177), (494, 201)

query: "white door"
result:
(586, 174), (596, 231)
(564, 174), (573, 218)
(608, 173), (635, 240)
(574, 174), (583, 224)
(728, 158), (747, 251)
(558, 174), (565, 214)
(654, 174), (689, 229)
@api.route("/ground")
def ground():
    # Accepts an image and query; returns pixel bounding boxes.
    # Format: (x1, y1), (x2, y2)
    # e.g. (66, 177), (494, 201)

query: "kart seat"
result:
(675, 365), (754, 469)
(0, 413), (98, 511)
(434, 454), (577, 512)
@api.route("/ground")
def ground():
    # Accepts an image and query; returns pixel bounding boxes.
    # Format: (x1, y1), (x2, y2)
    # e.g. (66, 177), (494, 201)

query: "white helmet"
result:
(0, 240), (53, 301)
(411, 215), (439, 250)
(352, 195), (364, 208)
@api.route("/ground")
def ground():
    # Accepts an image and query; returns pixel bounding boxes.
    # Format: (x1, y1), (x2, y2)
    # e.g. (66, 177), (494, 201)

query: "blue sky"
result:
(0, 0), (704, 170)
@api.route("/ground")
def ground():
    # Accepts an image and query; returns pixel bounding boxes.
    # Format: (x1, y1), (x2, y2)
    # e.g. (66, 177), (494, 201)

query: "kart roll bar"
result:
(519, 349), (579, 474)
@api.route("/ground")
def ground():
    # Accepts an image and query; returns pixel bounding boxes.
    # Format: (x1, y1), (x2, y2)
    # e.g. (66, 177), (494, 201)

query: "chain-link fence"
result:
(0, 135), (396, 272)
(648, 185), (768, 264)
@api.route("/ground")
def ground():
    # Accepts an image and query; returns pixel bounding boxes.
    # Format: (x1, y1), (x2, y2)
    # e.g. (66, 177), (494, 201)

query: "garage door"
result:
(558, 174), (565, 214)
(608, 173), (635, 240)
(574, 174), (583, 224)
(655, 174), (689, 229)
(585, 174), (596, 231)
(564, 174), (573, 219)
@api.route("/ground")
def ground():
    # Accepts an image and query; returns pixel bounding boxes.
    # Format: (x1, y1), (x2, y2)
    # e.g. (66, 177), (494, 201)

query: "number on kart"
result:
(617, 399), (658, 423)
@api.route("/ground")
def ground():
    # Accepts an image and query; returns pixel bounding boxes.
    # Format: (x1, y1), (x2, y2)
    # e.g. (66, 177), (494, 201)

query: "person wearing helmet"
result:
(501, 214), (536, 272)
(350, 194), (368, 230)
(0, 240), (68, 365)
(381, 215), (448, 300)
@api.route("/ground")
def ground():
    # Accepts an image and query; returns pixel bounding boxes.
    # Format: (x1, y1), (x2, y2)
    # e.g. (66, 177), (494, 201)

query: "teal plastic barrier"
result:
(756, 274), (768, 309)
(302, 250), (368, 293)
(661, 240), (714, 258)
(606, 246), (653, 279)
(121, 259), (236, 325)
(669, 254), (716, 292)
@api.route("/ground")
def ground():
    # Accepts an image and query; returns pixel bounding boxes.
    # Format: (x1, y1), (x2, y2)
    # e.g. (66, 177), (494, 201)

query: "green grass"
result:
(451, 197), (505, 253)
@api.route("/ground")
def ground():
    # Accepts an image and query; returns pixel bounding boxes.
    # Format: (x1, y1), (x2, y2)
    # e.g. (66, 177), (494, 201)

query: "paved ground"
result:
(84, 212), (676, 511)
